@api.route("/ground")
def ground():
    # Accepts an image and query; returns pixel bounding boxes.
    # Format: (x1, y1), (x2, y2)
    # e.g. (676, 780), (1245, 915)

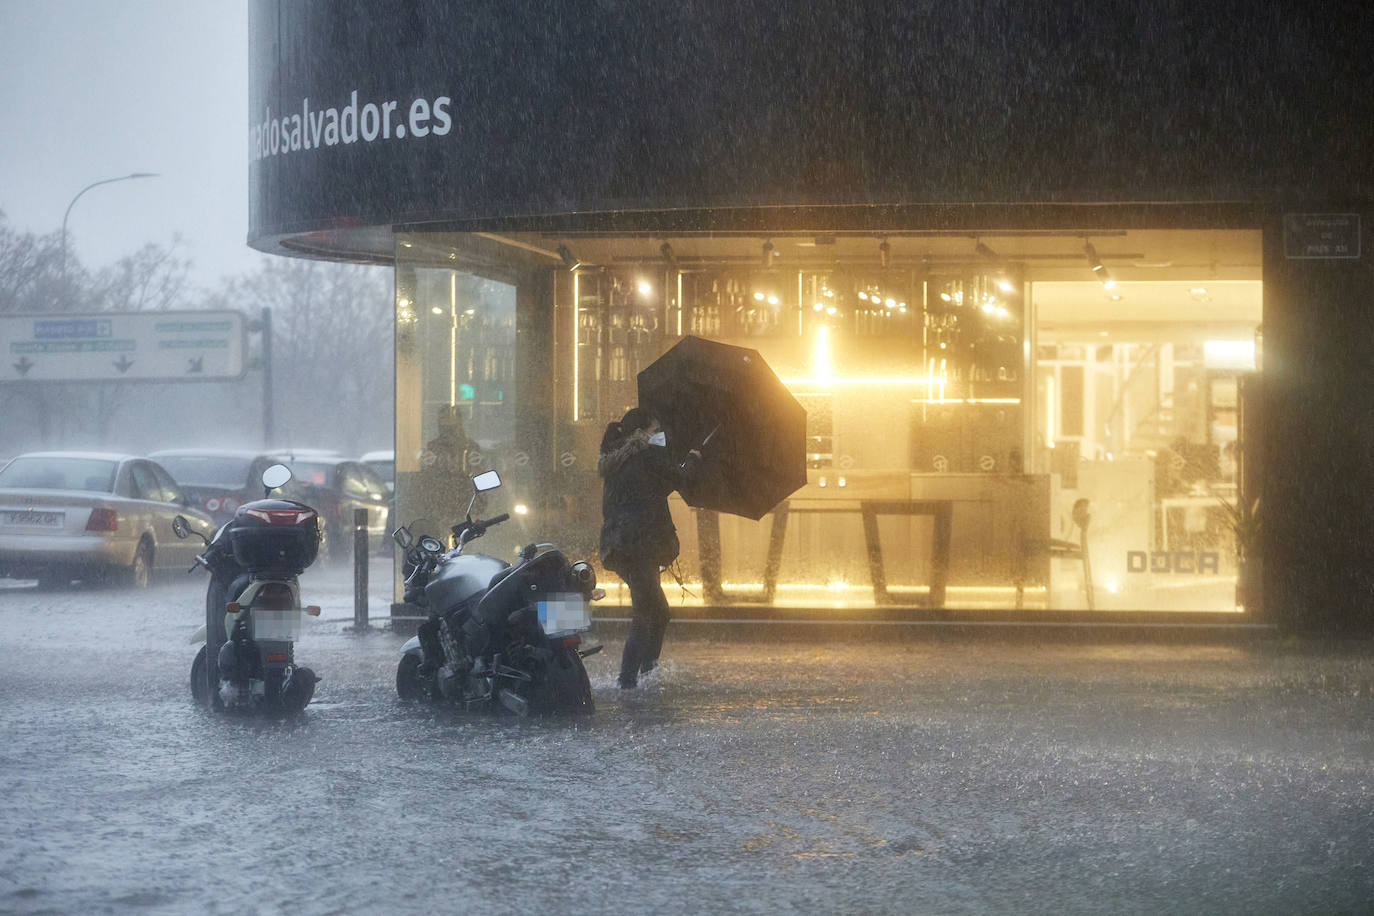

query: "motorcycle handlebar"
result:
(478, 513), (510, 528)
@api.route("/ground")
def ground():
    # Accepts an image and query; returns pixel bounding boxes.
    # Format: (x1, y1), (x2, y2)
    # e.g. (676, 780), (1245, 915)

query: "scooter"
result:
(175, 464), (322, 715)
(395, 469), (603, 716)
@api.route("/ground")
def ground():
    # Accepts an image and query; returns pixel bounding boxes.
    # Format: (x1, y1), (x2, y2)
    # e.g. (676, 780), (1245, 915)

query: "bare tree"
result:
(0, 212), (70, 316)
(224, 258), (392, 453)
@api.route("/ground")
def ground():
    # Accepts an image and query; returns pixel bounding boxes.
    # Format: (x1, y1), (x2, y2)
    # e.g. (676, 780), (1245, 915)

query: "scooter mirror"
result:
(261, 464), (292, 491)
(393, 526), (414, 549)
(171, 515), (191, 539)
(472, 469), (502, 492)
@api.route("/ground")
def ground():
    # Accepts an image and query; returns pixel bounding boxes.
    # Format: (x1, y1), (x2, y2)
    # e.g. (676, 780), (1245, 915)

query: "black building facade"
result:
(248, 1), (1374, 632)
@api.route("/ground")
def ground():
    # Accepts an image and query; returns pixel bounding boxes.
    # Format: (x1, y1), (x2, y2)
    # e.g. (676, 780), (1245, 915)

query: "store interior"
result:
(393, 227), (1263, 613)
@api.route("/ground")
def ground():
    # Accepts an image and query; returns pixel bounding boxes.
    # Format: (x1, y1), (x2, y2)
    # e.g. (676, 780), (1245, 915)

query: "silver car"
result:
(0, 452), (217, 589)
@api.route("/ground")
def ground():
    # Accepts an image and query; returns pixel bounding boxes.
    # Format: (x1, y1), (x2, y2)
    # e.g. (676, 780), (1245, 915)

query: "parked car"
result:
(359, 449), (394, 493)
(0, 452), (217, 589)
(147, 448), (283, 526)
(269, 454), (391, 561)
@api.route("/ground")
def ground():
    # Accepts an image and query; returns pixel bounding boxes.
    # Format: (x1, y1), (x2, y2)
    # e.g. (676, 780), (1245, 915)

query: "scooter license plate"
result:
(538, 593), (591, 635)
(252, 609), (304, 642)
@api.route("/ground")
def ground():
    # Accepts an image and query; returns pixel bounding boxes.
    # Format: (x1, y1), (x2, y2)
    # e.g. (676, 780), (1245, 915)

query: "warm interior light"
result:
(1204, 339), (1257, 371)
(783, 376), (948, 387)
(572, 271), (580, 421)
(1046, 373), (1056, 444)
(638, 280), (653, 296)
(513, 503), (529, 515)
(810, 326), (834, 383)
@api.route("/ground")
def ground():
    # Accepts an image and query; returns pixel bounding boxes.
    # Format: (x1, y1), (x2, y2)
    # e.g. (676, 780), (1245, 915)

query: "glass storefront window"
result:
(392, 229), (1262, 614)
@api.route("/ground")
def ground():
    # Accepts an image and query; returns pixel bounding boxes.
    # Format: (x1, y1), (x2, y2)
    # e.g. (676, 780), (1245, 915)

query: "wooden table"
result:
(696, 499), (955, 607)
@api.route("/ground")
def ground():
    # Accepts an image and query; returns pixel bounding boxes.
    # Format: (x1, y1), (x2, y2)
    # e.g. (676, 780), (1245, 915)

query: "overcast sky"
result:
(0, 1), (270, 288)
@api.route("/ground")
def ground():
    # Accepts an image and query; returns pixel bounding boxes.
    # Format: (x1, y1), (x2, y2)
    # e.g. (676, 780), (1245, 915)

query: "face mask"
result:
(648, 431), (666, 447)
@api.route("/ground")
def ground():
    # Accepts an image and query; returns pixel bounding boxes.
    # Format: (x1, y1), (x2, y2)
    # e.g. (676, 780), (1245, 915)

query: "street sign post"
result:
(1, 311), (247, 382)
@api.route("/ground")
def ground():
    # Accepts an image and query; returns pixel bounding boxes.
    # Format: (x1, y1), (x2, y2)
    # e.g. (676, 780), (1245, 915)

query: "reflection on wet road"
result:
(2, 567), (1372, 914)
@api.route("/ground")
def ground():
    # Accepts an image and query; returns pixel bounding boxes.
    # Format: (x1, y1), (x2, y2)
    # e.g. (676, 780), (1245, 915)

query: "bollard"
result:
(353, 507), (369, 629)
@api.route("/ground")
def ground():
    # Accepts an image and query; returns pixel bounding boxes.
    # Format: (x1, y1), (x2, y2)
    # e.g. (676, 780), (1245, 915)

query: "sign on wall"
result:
(1, 311), (247, 382)
(1283, 213), (1362, 259)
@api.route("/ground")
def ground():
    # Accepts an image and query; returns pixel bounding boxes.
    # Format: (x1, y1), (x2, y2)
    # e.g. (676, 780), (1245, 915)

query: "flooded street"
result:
(3, 563), (1373, 914)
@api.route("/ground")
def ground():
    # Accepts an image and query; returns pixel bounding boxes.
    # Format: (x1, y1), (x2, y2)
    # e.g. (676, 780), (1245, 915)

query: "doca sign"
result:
(1, 311), (247, 382)
(1126, 551), (1221, 575)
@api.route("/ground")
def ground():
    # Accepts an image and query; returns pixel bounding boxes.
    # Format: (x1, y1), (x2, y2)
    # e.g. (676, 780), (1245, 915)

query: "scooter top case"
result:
(226, 497), (321, 575)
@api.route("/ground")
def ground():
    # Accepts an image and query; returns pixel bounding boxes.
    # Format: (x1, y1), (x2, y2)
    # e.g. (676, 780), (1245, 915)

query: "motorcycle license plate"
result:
(538, 593), (591, 635)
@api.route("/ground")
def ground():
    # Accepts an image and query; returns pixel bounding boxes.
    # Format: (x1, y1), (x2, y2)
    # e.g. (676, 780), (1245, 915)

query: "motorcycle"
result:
(395, 469), (603, 716)
(175, 463), (322, 715)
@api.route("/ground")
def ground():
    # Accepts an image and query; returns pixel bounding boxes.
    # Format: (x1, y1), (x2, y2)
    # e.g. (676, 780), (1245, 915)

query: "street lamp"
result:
(60, 172), (159, 284)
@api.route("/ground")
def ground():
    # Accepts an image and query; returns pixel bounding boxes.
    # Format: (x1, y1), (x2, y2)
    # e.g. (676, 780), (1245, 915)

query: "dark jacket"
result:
(598, 432), (699, 573)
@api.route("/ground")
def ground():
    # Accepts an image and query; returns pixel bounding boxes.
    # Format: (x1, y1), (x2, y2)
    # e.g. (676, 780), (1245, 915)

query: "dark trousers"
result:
(618, 558), (671, 683)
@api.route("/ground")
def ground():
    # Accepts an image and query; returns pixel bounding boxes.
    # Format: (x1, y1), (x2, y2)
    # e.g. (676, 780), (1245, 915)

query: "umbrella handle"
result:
(700, 425), (720, 449)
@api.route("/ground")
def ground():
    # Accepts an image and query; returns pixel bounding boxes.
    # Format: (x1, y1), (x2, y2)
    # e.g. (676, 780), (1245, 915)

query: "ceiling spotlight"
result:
(1084, 241), (1115, 289)
(761, 239), (775, 268)
(879, 238), (891, 269)
(976, 240), (1018, 293)
(557, 244), (581, 271)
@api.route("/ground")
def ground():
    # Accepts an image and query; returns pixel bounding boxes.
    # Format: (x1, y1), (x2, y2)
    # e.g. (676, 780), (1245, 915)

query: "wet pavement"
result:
(2, 562), (1372, 914)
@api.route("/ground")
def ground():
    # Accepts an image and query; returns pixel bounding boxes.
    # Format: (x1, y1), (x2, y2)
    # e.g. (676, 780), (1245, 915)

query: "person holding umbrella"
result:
(598, 407), (702, 689)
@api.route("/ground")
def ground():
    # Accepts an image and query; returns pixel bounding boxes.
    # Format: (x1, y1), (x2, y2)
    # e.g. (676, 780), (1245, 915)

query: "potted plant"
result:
(1220, 495), (1261, 613)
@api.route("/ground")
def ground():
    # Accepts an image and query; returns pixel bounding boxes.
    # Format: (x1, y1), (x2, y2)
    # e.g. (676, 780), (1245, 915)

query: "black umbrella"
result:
(637, 336), (807, 520)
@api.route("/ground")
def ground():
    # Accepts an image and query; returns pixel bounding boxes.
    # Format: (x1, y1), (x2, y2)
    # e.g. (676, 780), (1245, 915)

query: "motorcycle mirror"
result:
(171, 515), (191, 539)
(472, 469), (502, 492)
(261, 464), (292, 491)
(393, 525), (414, 549)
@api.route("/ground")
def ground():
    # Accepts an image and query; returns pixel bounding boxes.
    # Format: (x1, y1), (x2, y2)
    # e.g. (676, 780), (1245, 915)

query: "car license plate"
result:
(2, 510), (64, 527)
